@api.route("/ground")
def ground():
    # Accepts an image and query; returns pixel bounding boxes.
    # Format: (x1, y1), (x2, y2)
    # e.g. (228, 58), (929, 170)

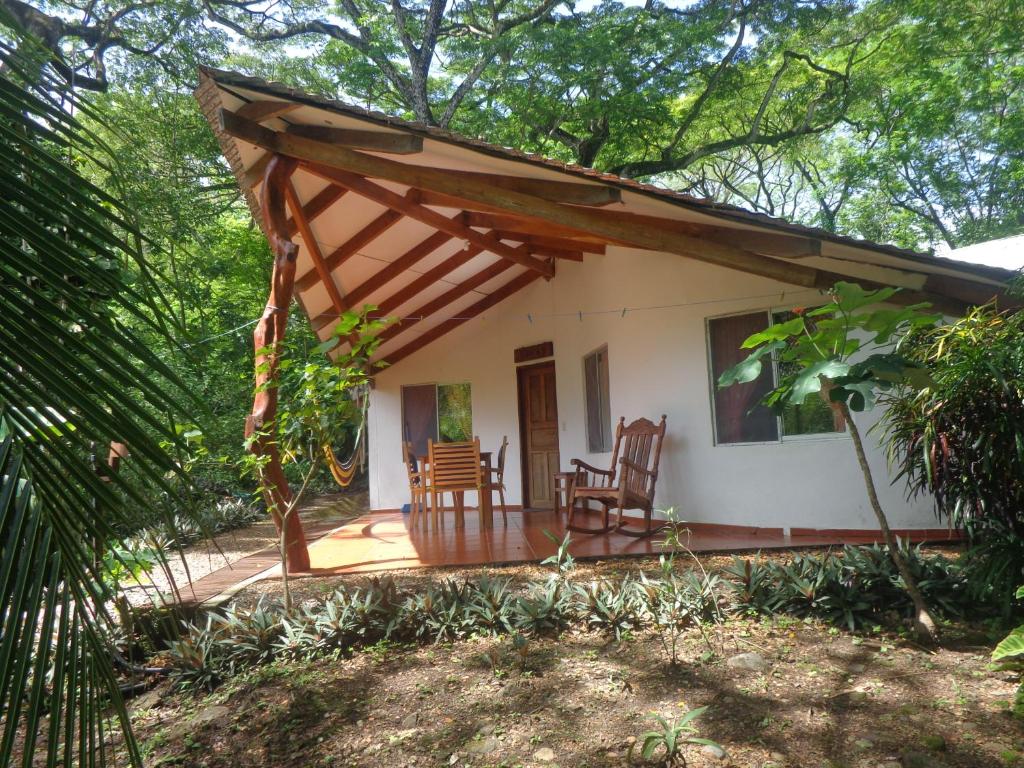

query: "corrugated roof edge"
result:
(198, 66), (1016, 284)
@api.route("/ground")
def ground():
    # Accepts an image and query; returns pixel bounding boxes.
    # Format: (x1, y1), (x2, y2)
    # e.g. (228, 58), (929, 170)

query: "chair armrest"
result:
(569, 458), (614, 476)
(618, 458), (655, 478)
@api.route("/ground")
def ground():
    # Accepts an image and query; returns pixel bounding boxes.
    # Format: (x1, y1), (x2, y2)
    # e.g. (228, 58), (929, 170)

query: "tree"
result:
(202, 0), (563, 127)
(717, 282), (942, 640)
(242, 310), (387, 610)
(1, 12), (196, 765)
(1, 0), (219, 89)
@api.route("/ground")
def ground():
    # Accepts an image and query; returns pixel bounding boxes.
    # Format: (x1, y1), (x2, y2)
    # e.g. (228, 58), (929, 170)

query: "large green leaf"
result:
(993, 626), (1024, 661)
(789, 359), (850, 404)
(717, 342), (785, 387)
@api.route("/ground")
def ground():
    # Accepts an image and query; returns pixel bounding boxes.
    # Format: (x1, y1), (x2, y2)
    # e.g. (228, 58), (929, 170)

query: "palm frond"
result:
(1, 13), (197, 767)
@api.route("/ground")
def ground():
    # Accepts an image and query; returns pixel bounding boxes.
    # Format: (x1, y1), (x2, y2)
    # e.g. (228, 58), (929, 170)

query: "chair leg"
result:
(613, 506), (668, 538)
(498, 486), (507, 525)
(566, 495), (615, 534)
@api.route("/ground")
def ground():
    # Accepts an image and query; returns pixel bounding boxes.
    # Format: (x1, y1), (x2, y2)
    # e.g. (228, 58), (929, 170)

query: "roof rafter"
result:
(285, 184), (347, 237)
(295, 207), (403, 291)
(300, 163), (554, 278)
(310, 229), (456, 332)
(236, 100), (302, 122)
(286, 124), (424, 154)
(380, 270), (545, 367)
(375, 256), (518, 345)
(284, 181), (350, 326)
(376, 246), (485, 317)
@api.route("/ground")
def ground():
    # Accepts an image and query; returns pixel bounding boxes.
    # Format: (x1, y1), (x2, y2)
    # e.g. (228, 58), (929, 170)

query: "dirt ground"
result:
(129, 549), (1024, 768)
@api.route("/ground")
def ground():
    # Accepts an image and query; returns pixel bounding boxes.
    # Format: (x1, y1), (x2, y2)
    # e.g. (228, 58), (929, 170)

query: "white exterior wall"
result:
(367, 246), (935, 530)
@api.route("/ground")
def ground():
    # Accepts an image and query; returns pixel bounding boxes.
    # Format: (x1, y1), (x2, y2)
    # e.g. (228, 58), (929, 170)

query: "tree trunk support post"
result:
(245, 153), (311, 573)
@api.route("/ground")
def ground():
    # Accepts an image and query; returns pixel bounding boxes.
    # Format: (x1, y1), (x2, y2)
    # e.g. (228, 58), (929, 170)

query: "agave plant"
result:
(1, 14), (197, 767)
(575, 577), (642, 639)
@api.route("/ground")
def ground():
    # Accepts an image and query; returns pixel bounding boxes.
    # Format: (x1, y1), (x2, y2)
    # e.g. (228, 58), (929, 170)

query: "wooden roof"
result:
(196, 68), (1015, 368)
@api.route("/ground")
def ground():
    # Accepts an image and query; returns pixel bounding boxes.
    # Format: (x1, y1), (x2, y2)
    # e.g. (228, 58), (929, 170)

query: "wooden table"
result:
(418, 451), (493, 525)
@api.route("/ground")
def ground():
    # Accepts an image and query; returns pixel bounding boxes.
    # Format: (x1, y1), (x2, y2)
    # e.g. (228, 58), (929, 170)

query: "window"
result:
(583, 346), (612, 452)
(707, 310), (844, 445)
(772, 311), (846, 438)
(401, 382), (473, 456)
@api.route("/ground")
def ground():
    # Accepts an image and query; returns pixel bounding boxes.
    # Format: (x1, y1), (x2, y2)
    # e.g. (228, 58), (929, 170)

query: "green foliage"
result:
(881, 307), (1024, 607)
(726, 545), (979, 630)
(0, 13), (208, 763)
(633, 707), (721, 767)
(540, 529), (576, 575)
(437, 382), (473, 442)
(513, 577), (574, 637)
(638, 558), (723, 666)
(719, 282), (939, 414)
(575, 577), (643, 639)
(992, 586), (1024, 719)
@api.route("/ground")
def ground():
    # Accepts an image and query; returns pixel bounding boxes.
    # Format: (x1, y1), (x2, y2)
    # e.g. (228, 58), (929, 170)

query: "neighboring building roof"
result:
(938, 234), (1024, 272)
(195, 67), (1016, 367)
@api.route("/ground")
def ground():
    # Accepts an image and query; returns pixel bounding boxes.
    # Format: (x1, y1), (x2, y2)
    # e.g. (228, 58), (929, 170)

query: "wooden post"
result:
(245, 153), (311, 573)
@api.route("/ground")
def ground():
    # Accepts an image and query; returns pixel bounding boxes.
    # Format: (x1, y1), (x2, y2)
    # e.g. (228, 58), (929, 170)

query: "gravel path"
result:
(122, 490), (368, 607)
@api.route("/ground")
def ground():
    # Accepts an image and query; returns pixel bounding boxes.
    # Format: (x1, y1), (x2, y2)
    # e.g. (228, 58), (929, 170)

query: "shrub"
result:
(575, 577), (643, 639)
(726, 544), (979, 630)
(881, 306), (1024, 608)
(466, 576), (516, 636)
(513, 577), (573, 637)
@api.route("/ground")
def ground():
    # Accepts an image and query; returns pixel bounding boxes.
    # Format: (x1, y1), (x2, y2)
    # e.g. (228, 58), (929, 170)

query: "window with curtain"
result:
(401, 382), (473, 456)
(707, 310), (844, 445)
(583, 346), (612, 452)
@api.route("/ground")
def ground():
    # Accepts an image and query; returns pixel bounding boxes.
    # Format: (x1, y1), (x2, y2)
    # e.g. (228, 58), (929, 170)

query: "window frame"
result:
(582, 344), (613, 454)
(400, 381), (473, 456)
(705, 308), (849, 447)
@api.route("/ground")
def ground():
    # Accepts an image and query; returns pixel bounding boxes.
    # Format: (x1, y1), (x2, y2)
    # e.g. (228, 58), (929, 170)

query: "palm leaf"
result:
(1, 13), (197, 767)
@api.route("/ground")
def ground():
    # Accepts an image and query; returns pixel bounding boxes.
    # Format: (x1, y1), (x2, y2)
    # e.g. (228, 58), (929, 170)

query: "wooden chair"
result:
(485, 436), (509, 525)
(402, 441), (427, 525)
(566, 415), (668, 537)
(427, 438), (484, 527)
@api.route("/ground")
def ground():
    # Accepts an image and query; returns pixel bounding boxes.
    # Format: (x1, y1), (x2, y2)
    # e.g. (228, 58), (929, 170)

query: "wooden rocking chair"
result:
(566, 415), (667, 537)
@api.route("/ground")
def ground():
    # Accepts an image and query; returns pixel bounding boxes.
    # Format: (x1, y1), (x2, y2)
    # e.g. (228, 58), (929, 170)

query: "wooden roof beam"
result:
(461, 211), (614, 244)
(285, 184), (347, 237)
(284, 181), (351, 331)
(491, 232), (605, 254)
(380, 270), (545, 367)
(217, 108), (993, 311)
(375, 257), (518, 345)
(310, 229), (455, 331)
(301, 163), (554, 278)
(237, 100), (302, 122)
(295, 207), (403, 292)
(376, 246), (485, 317)
(286, 124), (423, 154)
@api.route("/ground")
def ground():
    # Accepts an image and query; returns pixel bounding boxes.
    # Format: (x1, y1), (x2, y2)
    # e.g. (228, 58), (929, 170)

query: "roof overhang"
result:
(195, 67), (1018, 368)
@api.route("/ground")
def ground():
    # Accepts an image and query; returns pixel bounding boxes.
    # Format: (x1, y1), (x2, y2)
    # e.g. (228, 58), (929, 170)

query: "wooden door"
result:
(517, 361), (560, 508)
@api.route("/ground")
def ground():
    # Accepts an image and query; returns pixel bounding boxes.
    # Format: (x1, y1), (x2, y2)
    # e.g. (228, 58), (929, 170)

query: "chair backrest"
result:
(614, 415), (667, 503)
(495, 436), (509, 483)
(427, 438), (483, 491)
(402, 441), (421, 487)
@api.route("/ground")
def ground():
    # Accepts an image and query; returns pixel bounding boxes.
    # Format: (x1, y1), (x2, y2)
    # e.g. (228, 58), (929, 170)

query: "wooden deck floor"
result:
(178, 507), (960, 606)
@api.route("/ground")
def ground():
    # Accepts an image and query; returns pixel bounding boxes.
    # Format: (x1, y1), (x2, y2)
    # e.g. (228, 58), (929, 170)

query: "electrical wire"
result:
(181, 287), (821, 347)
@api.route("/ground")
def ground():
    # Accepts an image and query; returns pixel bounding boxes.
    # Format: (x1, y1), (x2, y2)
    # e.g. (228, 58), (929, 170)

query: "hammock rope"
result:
(323, 388), (369, 488)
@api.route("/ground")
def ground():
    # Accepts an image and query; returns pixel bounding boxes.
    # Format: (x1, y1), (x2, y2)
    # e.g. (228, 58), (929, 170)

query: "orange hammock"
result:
(322, 393), (368, 488)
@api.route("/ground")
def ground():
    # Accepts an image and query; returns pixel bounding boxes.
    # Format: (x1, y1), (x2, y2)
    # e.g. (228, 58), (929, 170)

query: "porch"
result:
(181, 501), (960, 606)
